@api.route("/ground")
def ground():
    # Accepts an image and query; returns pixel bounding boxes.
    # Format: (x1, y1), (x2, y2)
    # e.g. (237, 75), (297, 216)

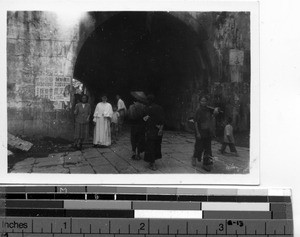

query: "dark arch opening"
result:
(74, 12), (211, 130)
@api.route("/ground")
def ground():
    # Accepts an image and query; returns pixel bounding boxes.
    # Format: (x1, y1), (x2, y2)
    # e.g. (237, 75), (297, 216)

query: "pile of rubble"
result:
(7, 133), (33, 156)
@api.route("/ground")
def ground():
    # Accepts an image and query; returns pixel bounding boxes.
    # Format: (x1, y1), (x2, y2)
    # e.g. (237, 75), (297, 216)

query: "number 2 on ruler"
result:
(139, 222), (145, 231)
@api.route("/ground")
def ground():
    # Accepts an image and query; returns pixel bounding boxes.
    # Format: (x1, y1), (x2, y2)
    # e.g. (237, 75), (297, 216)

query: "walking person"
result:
(127, 91), (147, 160)
(144, 94), (164, 171)
(111, 105), (120, 144)
(74, 94), (91, 150)
(116, 94), (127, 135)
(219, 117), (238, 156)
(93, 95), (113, 147)
(192, 95), (219, 171)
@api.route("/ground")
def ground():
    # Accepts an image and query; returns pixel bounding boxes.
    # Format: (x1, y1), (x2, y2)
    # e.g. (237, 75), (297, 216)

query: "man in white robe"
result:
(93, 95), (113, 147)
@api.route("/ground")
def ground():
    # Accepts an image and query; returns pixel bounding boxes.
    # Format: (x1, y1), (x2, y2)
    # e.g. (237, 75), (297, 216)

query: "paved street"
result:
(9, 131), (249, 174)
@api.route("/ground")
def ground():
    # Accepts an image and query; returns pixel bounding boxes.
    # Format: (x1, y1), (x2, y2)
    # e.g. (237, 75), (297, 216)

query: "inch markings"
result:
(0, 218), (294, 236)
(0, 186), (293, 236)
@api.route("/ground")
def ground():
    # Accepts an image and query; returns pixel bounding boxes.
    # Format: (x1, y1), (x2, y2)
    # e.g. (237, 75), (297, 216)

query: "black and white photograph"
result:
(1, 1), (259, 184)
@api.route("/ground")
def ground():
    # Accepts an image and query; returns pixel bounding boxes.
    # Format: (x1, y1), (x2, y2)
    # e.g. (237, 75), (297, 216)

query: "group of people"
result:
(127, 92), (164, 170)
(74, 92), (238, 172)
(73, 92), (164, 171)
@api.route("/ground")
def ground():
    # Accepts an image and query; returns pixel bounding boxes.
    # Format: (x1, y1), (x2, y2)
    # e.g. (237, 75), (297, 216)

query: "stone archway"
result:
(7, 11), (251, 141)
(6, 11), (214, 140)
(73, 12), (211, 129)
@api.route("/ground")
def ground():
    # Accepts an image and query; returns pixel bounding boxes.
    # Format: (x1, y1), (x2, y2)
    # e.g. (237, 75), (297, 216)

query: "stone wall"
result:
(177, 12), (251, 132)
(209, 12), (251, 132)
(7, 11), (81, 139)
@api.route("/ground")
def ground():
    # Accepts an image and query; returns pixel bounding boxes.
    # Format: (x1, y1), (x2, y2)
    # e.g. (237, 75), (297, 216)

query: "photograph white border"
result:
(0, 0), (260, 185)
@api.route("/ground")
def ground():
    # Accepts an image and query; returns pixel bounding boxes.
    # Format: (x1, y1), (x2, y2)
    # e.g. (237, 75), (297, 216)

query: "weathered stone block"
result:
(7, 133), (33, 151)
(44, 111), (56, 120)
(64, 155), (82, 165)
(7, 42), (16, 55)
(18, 85), (35, 100)
(10, 167), (32, 173)
(7, 119), (24, 135)
(22, 73), (35, 83)
(22, 107), (34, 120)
(23, 120), (34, 135)
(32, 119), (45, 134)
(87, 157), (109, 167)
(7, 108), (23, 120)
(56, 110), (72, 120)
(12, 158), (35, 167)
(32, 108), (43, 120)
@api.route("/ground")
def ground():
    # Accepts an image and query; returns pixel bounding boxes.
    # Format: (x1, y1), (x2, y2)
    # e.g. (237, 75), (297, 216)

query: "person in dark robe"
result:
(143, 94), (165, 171)
(127, 91), (147, 160)
(192, 95), (219, 171)
(74, 94), (91, 150)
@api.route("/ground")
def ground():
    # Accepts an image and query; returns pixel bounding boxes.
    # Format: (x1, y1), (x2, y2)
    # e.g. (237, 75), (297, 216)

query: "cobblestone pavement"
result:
(9, 131), (250, 174)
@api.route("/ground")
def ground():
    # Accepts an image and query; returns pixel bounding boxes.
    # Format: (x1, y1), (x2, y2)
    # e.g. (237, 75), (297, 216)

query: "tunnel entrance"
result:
(73, 12), (211, 130)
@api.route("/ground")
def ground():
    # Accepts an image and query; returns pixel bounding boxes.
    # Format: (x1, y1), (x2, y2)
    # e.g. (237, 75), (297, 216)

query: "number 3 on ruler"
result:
(219, 223), (224, 231)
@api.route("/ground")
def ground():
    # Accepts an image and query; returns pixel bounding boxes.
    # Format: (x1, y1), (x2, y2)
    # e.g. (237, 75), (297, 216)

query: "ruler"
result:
(0, 186), (293, 236)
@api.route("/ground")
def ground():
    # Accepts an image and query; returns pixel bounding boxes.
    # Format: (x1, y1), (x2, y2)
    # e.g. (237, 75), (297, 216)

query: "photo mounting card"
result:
(0, 0), (260, 185)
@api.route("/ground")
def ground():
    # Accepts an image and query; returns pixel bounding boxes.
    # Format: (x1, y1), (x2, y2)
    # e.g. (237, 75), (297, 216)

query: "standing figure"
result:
(127, 91), (147, 160)
(144, 94), (164, 171)
(111, 105), (120, 144)
(93, 95), (113, 147)
(74, 94), (91, 150)
(219, 117), (238, 156)
(116, 95), (127, 135)
(192, 95), (219, 171)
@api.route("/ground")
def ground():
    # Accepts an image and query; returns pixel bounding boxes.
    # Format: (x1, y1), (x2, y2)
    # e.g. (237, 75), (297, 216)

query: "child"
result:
(111, 106), (120, 143)
(219, 117), (238, 156)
